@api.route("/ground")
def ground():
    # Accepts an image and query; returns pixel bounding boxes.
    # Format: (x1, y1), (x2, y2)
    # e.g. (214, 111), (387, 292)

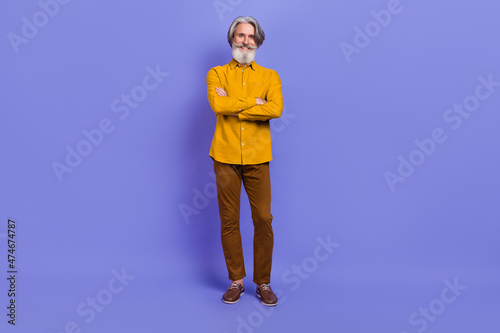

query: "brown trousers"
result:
(213, 159), (274, 285)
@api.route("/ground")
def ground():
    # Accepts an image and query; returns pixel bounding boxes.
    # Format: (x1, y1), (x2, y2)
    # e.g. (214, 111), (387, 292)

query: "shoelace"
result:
(260, 284), (271, 291)
(229, 282), (242, 289)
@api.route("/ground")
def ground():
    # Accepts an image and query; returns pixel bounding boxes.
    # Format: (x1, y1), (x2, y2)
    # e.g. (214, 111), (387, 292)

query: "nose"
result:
(243, 36), (249, 45)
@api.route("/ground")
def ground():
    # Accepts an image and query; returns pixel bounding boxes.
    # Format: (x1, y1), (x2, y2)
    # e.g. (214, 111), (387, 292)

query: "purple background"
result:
(1, 0), (499, 332)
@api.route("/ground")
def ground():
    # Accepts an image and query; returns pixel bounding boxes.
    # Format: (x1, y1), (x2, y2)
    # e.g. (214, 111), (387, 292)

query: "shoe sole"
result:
(256, 292), (278, 307)
(222, 291), (244, 304)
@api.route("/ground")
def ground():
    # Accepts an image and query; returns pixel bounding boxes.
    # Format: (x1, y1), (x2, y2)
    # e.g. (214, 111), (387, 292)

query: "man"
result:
(206, 16), (283, 306)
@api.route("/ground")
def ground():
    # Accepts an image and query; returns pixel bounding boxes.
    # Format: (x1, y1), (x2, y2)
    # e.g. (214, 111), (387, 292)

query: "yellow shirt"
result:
(207, 59), (283, 165)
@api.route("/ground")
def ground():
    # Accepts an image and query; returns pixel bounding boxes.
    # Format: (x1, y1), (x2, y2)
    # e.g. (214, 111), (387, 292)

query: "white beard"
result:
(232, 43), (257, 65)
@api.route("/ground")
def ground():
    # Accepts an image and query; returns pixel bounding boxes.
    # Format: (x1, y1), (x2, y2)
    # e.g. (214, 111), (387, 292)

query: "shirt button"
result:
(242, 127), (245, 130)
(242, 143), (245, 146)
(243, 82), (246, 85)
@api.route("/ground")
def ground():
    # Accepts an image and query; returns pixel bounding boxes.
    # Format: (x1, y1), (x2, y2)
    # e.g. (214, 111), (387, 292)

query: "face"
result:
(232, 23), (257, 65)
(233, 23), (256, 49)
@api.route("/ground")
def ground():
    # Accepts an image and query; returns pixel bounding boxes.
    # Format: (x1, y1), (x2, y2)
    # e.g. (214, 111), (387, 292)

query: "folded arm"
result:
(238, 71), (283, 122)
(215, 87), (266, 117)
(207, 68), (257, 115)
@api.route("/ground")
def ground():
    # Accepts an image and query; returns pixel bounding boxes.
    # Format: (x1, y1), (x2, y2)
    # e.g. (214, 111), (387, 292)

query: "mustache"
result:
(233, 42), (257, 50)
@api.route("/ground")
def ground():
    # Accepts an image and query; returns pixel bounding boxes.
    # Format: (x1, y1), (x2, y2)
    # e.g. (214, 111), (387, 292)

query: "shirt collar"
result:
(229, 58), (257, 71)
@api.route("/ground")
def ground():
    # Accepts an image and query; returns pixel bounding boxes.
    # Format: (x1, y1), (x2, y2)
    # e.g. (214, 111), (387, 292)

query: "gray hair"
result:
(227, 16), (265, 48)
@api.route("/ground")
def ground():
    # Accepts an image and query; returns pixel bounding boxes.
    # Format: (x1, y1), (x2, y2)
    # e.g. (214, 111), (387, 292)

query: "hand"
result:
(216, 87), (227, 96)
(256, 97), (267, 105)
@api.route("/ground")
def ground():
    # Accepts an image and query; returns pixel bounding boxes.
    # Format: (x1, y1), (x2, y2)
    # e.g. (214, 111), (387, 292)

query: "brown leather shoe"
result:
(256, 284), (278, 306)
(222, 282), (245, 304)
